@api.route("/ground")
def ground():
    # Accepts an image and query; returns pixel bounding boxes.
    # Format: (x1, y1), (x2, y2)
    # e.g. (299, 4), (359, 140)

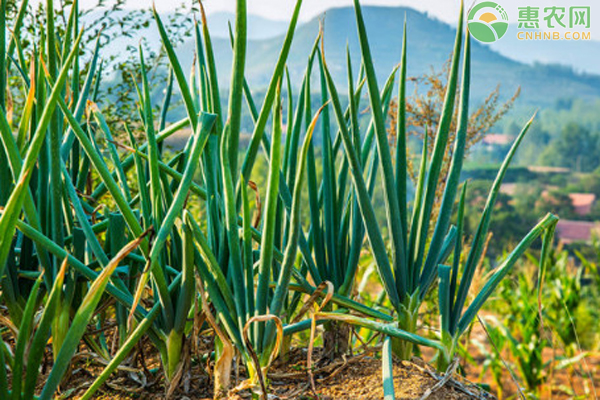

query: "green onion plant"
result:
(0, 0), (563, 398)
(319, 0), (559, 365)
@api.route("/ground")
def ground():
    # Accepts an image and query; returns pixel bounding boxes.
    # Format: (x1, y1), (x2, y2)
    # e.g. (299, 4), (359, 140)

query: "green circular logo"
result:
(468, 1), (509, 43)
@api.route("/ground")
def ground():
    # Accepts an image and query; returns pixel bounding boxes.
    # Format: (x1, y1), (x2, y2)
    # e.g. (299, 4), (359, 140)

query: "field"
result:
(0, 0), (598, 399)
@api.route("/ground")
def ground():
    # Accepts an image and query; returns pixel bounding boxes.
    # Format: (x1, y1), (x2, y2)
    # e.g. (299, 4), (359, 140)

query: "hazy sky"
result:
(31, 0), (458, 21)
(28, 0), (593, 24)
(29, 0), (598, 36)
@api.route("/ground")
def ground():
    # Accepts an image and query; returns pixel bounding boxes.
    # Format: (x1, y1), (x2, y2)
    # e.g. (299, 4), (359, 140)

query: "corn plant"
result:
(490, 256), (592, 397)
(543, 250), (586, 356)
(472, 315), (511, 400)
(492, 274), (551, 395)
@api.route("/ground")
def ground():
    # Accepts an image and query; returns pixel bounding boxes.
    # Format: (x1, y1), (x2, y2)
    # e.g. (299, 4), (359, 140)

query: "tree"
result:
(512, 122), (551, 166)
(540, 123), (600, 172)
(534, 190), (576, 220)
(387, 60), (520, 214)
(9, 1), (195, 129)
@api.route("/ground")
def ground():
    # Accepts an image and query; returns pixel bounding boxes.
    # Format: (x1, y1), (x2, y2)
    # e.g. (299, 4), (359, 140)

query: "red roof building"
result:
(556, 220), (600, 244)
(568, 193), (596, 216)
(482, 134), (514, 146)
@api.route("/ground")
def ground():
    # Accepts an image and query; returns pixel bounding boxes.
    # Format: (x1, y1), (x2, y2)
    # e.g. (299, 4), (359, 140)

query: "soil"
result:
(81, 347), (490, 399)
(6, 310), (598, 399)
(279, 358), (490, 400)
(80, 339), (600, 400)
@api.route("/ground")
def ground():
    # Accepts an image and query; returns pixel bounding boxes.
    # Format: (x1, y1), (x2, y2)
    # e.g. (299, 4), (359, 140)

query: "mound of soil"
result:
(318, 359), (488, 399)
(89, 353), (491, 399)
(265, 355), (492, 400)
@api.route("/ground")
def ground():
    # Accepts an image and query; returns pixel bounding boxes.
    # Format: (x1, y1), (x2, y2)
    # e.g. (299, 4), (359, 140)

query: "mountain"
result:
(79, 9), (287, 64)
(174, 6), (600, 108)
(203, 12), (289, 40)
